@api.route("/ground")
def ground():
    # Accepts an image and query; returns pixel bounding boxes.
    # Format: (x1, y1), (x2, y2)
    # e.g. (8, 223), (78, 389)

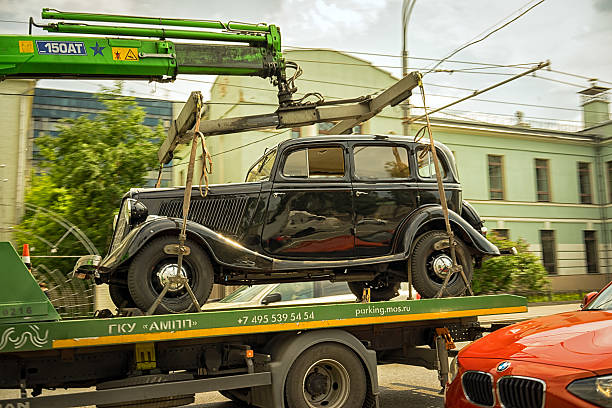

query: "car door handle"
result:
(273, 192), (285, 198)
(355, 191), (368, 196)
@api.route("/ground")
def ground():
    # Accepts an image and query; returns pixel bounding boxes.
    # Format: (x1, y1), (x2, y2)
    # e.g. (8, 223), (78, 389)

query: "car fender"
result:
(397, 205), (499, 256)
(99, 217), (275, 273)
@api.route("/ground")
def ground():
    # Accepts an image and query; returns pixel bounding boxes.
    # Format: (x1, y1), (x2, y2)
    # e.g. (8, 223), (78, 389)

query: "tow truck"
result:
(0, 242), (526, 408)
(0, 9), (531, 407)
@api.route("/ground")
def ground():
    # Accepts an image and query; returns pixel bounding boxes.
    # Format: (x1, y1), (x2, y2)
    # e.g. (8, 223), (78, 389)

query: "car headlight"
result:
(127, 199), (148, 226)
(567, 374), (612, 407)
(109, 199), (148, 254)
(449, 356), (460, 383)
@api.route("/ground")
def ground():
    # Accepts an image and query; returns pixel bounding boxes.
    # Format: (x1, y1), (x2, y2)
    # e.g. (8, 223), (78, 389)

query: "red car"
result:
(445, 281), (612, 408)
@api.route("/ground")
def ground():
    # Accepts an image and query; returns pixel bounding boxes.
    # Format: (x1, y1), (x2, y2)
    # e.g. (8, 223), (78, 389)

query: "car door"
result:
(414, 145), (461, 212)
(261, 143), (355, 259)
(350, 142), (419, 257)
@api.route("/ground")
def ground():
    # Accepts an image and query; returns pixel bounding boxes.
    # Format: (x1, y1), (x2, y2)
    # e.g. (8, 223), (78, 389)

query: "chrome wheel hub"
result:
(156, 264), (188, 292)
(431, 254), (453, 279)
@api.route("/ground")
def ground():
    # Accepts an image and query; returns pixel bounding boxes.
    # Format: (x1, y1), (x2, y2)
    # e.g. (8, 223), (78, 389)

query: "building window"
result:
(578, 162), (592, 204)
(291, 127), (300, 139)
(318, 121), (361, 135)
(492, 229), (509, 239)
(488, 155), (504, 200)
(535, 159), (550, 202)
(584, 230), (599, 274)
(607, 161), (612, 203)
(540, 230), (556, 274)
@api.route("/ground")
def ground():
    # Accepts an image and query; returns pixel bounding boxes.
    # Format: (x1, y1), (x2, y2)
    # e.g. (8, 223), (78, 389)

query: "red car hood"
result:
(462, 311), (612, 374)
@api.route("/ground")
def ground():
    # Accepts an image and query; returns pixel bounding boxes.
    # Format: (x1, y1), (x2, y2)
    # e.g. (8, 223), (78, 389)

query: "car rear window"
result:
(353, 145), (410, 180)
(417, 147), (447, 179)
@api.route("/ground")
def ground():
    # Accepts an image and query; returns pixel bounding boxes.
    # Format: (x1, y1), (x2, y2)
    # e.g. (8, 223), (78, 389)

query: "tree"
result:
(15, 83), (163, 271)
(472, 234), (550, 295)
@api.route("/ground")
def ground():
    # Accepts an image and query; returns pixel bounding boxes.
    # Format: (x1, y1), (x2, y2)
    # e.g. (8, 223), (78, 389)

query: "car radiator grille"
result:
(158, 197), (249, 236)
(462, 371), (494, 407)
(498, 376), (544, 408)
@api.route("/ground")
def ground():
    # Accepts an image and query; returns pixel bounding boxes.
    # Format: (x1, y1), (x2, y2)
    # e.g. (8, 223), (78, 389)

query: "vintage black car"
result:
(75, 135), (499, 313)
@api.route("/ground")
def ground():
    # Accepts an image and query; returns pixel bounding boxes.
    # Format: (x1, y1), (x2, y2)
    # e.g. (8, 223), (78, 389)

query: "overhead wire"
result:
(426, 0), (546, 73)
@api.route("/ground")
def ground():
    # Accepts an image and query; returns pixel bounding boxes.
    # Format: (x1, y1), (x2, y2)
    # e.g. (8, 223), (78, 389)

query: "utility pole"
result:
(402, 0), (416, 136)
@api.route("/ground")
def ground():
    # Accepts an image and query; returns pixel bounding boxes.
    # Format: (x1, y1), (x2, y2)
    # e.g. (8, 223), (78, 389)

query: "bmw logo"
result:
(497, 361), (511, 372)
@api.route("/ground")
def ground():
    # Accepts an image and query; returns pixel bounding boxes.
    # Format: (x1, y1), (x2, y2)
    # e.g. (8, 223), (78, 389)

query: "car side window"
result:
(317, 281), (351, 297)
(282, 147), (345, 178)
(353, 145), (410, 180)
(417, 147), (447, 179)
(275, 282), (314, 301)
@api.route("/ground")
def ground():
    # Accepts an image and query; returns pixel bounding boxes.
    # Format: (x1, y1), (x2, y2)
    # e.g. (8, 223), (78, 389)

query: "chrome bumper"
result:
(72, 254), (102, 278)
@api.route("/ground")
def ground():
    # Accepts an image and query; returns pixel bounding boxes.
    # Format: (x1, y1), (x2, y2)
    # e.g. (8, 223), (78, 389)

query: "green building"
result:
(173, 49), (611, 292)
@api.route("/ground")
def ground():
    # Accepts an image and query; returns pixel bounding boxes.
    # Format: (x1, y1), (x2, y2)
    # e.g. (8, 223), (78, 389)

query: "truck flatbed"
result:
(0, 294), (526, 354)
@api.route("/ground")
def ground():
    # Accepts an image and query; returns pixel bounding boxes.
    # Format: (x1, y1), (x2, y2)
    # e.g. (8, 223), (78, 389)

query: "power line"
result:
(549, 69), (612, 87)
(158, 129), (289, 171)
(283, 45), (541, 69)
(0, 19), (28, 24)
(427, 0), (546, 73)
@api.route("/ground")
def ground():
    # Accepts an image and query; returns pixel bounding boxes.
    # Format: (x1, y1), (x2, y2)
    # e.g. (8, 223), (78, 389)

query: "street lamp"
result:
(402, 0), (416, 136)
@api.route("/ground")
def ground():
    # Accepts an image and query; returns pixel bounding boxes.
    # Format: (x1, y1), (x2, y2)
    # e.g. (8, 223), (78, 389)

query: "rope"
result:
(416, 74), (473, 297)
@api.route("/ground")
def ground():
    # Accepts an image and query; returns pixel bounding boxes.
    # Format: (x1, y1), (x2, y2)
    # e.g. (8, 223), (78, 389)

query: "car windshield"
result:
(584, 283), (612, 310)
(219, 285), (266, 303)
(246, 148), (277, 182)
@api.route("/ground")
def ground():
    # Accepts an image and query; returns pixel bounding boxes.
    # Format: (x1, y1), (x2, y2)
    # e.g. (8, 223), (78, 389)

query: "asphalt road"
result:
(0, 302), (580, 408)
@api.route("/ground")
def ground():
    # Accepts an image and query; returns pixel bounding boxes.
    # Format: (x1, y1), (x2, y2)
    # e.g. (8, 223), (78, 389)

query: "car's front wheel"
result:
(127, 235), (213, 314)
(410, 230), (473, 298)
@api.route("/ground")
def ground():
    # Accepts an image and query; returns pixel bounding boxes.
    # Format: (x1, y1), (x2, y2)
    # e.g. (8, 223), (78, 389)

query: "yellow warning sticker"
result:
(112, 47), (139, 61)
(19, 41), (34, 53)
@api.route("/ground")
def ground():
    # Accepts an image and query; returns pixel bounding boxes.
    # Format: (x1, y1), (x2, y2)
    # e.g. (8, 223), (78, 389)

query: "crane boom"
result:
(0, 9), (293, 104)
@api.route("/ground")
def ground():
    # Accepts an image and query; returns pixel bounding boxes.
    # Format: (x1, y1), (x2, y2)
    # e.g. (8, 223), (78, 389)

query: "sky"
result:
(1, 0), (611, 131)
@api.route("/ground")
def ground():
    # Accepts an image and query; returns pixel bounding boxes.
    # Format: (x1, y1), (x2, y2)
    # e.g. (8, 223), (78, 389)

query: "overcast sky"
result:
(1, 0), (611, 130)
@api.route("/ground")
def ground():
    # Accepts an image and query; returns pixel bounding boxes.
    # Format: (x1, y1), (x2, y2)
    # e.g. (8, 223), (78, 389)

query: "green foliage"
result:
(15, 83), (163, 271)
(473, 234), (550, 295)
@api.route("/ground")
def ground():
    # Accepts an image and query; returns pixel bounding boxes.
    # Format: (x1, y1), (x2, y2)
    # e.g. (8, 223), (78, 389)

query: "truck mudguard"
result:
(398, 205), (499, 256)
(251, 329), (379, 408)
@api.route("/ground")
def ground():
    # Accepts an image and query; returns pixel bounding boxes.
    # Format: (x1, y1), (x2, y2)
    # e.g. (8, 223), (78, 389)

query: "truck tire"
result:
(348, 281), (401, 302)
(127, 235), (213, 314)
(285, 342), (366, 408)
(410, 230), (473, 298)
(109, 284), (136, 309)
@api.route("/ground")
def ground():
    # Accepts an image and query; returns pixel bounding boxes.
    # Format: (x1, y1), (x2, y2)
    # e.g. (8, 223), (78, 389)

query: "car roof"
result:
(278, 134), (448, 149)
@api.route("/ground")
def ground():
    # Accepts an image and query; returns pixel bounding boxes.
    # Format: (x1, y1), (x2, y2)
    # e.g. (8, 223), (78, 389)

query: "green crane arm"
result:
(0, 9), (294, 104)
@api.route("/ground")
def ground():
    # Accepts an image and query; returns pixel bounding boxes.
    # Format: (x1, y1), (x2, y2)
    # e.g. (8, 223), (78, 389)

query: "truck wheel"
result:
(108, 284), (136, 309)
(348, 281), (401, 302)
(410, 231), (473, 298)
(127, 236), (213, 314)
(285, 342), (366, 408)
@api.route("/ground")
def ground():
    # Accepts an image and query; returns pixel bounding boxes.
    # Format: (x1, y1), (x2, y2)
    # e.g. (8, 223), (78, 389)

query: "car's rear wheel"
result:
(410, 230), (473, 298)
(127, 235), (213, 314)
(348, 280), (401, 302)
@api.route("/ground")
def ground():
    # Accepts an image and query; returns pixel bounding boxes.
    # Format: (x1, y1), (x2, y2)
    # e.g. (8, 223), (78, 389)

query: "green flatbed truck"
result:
(0, 242), (527, 408)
